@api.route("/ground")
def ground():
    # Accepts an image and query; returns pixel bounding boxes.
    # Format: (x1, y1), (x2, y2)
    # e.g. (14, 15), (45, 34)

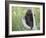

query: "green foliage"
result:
(12, 7), (40, 31)
(33, 8), (40, 30)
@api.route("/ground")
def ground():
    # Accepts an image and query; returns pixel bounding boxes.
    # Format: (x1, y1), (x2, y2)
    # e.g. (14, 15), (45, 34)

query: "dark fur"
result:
(25, 9), (33, 29)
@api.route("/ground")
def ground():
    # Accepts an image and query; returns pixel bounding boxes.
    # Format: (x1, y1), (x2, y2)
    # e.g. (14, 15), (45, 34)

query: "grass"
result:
(12, 7), (40, 31)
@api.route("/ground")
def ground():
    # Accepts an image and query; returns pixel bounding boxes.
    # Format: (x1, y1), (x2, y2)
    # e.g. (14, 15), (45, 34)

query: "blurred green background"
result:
(12, 6), (40, 31)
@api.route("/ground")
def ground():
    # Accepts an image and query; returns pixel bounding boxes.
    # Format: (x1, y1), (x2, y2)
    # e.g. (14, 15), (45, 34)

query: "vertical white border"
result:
(9, 4), (43, 35)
